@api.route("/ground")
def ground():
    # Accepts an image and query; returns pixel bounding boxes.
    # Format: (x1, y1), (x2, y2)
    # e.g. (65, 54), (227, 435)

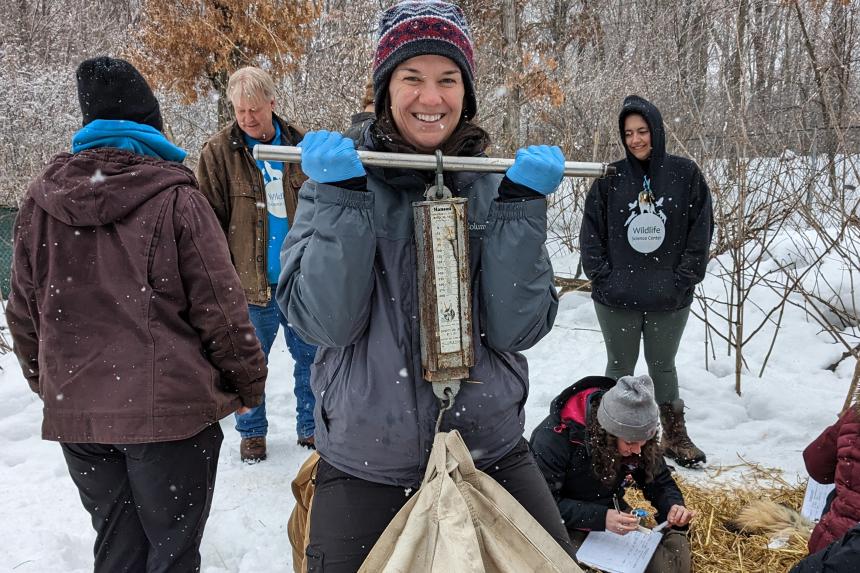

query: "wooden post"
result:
(841, 356), (860, 415)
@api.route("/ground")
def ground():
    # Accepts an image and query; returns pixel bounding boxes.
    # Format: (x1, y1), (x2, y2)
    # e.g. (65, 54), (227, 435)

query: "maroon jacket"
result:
(6, 148), (267, 444)
(804, 407), (860, 553)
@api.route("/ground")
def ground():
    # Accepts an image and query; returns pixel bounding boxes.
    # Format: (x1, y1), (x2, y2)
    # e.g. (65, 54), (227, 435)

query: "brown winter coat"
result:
(804, 407), (860, 553)
(288, 451), (320, 573)
(6, 148), (267, 444)
(196, 114), (306, 305)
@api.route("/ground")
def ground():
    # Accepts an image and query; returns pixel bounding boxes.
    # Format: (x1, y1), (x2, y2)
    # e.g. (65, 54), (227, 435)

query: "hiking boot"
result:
(297, 435), (315, 450)
(240, 436), (267, 462)
(659, 399), (706, 468)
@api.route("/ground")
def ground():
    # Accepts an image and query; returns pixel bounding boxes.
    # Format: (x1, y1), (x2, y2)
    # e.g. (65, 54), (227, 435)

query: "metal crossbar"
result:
(253, 144), (615, 178)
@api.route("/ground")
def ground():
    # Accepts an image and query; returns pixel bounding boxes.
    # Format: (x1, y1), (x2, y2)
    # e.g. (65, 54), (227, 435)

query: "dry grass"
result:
(619, 460), (810, 573)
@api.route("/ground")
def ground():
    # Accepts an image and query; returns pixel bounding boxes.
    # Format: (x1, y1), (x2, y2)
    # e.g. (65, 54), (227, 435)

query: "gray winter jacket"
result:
(276, 157), (558, 487)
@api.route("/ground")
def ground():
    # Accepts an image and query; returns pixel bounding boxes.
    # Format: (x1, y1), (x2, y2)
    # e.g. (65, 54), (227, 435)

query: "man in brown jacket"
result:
(6, 56), (267, 572)
(197, 66), (316, 461)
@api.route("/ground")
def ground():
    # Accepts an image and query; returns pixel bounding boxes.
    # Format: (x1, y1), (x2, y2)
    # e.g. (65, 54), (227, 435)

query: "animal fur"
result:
(725, 500), (814, 542)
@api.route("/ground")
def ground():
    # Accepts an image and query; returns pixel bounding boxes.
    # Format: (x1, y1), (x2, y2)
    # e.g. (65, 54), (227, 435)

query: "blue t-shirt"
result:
(244, 122), (289, 284)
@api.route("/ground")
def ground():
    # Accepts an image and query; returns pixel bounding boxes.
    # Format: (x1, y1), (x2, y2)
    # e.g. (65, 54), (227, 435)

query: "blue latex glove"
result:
(298, 130), (365, 183)
(505, 145), (565, 195)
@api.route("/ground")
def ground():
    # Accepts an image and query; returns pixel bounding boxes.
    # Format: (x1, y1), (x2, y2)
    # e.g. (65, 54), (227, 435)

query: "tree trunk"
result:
(501, 0), (521, 152)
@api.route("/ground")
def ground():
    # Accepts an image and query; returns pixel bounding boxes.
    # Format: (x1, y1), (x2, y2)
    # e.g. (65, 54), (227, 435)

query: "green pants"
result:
(593, 302), (691, 405)
(568, 528), (692, 573)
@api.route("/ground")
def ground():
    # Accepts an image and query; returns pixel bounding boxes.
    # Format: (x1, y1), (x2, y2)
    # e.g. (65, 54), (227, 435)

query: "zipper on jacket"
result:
(242, 146), (271, 303)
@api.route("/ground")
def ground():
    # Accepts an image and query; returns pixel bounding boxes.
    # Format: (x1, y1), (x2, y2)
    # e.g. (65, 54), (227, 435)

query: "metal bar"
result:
(253, 144), (615, 178)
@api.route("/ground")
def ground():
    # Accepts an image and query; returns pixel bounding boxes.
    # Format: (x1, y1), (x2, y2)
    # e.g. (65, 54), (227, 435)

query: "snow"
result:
(0, 246), (852, 571)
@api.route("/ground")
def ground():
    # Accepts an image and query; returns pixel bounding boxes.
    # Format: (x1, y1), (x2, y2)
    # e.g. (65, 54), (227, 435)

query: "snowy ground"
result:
(0, 254), (851, 572)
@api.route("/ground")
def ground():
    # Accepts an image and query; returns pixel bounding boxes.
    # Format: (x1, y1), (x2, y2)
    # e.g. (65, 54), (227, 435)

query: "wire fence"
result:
(0, 208), (17, 299)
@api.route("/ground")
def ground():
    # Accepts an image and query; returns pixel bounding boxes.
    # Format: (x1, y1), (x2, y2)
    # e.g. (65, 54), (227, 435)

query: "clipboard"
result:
(575, 529), (662, 573)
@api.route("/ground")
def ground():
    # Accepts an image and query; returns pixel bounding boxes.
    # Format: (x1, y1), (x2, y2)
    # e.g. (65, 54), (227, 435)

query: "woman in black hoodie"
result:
(580, 95), (713, 467)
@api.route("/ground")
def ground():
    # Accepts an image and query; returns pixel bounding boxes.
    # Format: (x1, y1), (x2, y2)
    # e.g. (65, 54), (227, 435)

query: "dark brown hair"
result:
(586, 398), (663, 485)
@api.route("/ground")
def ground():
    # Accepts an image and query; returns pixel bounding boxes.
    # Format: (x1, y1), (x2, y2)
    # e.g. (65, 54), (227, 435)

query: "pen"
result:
(612, 495), (621, 514)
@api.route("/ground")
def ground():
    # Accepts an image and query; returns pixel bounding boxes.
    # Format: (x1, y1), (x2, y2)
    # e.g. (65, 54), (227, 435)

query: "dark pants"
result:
(568, 528), (692, 573)
(306, 438), (575, 572)
(61, 424), (223, 573)
(594, 302), (691, 404)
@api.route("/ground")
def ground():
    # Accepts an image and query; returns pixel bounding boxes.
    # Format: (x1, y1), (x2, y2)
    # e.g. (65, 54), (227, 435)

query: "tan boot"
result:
(659, 399), (706, 467)
(240, 436), (267, 462)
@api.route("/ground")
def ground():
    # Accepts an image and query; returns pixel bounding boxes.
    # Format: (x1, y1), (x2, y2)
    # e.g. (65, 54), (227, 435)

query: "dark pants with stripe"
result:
(61, 424), (223, 573)
(594, 302), (691, 404)
(305, 438), (575, 572)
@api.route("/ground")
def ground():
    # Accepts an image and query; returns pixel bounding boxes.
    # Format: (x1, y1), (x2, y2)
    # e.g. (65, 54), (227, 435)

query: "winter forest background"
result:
(2, 1), (860, 571)
(3, 0), (860, 391)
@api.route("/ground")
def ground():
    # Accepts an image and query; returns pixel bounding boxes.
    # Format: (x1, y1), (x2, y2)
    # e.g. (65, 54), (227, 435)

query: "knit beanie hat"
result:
(597, 375), (660, 442)
(76, 56), (163, 132)
(373, 0), (477, 120)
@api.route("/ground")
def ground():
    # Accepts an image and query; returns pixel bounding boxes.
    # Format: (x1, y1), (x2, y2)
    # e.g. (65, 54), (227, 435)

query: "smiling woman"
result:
(623, 113), (652, 161)
(579, 95), (714, 469)
(387, 54), (464, 152)
(276, 0), (575, 569)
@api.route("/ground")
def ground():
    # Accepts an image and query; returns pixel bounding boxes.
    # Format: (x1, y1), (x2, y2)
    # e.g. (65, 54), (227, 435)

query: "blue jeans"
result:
(235, 294), (317, 439)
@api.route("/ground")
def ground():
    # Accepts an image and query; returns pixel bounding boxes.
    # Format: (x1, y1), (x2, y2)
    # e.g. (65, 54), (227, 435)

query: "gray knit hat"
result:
(597, 375), (660, 442)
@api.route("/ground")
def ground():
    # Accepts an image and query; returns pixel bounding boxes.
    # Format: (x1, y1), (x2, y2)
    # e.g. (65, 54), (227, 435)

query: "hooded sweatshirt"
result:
(580, 96), (713, 311)
(6, 147), (267, 444)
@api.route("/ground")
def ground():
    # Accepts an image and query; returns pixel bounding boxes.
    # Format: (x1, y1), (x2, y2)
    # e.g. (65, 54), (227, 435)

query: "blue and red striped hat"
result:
(373, 1), (477, 120)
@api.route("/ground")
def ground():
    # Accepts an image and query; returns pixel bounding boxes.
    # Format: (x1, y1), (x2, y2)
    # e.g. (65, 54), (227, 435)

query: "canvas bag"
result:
(359, 430), (583, 573)
(288, 451), (320, 573)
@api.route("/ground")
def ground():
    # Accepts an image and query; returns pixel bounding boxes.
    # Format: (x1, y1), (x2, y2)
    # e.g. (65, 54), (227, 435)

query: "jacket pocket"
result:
(481, 346), (529, 416)
(601, 267), (633, 307)
(312, 346), (350, 432)
(305, 547), (323, 572)
(603, 267), (683, 310)
(227, 186), (261, 240)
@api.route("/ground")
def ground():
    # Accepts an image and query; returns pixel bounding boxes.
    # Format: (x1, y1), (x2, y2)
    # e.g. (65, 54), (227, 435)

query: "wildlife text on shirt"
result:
(624, 175), (666, 254)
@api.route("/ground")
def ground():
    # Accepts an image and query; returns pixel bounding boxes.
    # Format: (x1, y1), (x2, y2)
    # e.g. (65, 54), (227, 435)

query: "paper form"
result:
(800, 477), (836, 522)
(575, 529), (662, 573)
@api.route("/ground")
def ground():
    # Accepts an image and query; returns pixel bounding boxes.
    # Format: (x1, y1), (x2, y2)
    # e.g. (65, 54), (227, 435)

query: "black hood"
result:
(618, 95), (666, 164)
(548, 375), (615, 420)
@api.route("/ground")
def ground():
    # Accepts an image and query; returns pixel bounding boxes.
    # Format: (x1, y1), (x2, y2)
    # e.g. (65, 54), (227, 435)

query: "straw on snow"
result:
(582, 459), (812, 573)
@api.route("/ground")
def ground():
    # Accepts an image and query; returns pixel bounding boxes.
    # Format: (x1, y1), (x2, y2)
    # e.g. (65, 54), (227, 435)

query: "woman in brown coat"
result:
(6, 57), (266, 573)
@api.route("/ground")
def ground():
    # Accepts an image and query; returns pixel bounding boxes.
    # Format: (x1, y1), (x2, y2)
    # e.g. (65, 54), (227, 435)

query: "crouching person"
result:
(530, 375), (694, 573)
(6, 56), (267, 572)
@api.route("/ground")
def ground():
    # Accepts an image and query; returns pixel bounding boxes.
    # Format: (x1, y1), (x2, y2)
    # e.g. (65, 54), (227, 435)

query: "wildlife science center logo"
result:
(624, 176), (666, 254)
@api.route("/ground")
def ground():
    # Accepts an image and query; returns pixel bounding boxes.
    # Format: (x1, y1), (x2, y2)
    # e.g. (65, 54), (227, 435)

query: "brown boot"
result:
(659, 399), (706, 468)
(297, 435), (315, 450)
(240, 436), (267, 462)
